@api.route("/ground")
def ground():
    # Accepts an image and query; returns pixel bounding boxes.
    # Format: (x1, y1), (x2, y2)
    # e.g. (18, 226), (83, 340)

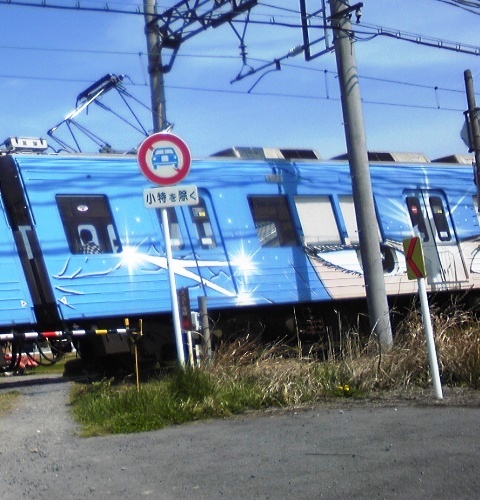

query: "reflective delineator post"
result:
(403, 237), (443, 400)
(417, 277), (443, 400)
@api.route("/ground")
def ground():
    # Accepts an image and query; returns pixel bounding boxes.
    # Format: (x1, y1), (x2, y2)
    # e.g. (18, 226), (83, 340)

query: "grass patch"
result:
(70, 341), (369, 436)
(33, 353), (77, 375)
(0, 391), (20, 417)
(69, 301), (480, 436)
(70, 367), (265, 436)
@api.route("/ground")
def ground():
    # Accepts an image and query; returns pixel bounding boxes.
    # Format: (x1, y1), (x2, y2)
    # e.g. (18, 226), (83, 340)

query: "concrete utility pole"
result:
(143, 0), (185, 365)
(142, 0), (257, 133)
(464, 70), (480, 212)
(144, 0), (168, 132)
(329, 0), (393, 349)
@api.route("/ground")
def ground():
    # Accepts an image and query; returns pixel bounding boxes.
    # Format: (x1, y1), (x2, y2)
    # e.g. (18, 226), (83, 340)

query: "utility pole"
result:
(464, 70), (480, 212)
(144, 0), (168, 132)
(143, 0), (184, 365)
(141, 1), (258, 366)
(329, 0), (393, 349)
(142, 0), (257, 133)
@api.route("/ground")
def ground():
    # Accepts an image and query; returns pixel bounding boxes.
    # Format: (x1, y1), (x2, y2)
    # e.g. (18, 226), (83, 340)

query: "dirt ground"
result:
(1, 373), (480, 499)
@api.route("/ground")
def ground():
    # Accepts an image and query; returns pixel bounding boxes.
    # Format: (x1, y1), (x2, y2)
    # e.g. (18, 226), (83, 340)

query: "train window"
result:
(338, 196), (360, 245)
(429, 196), (451, 242)
(406, 196), (429, 242)
(294, 196), (341, 245)
(248, 196), (298, 247)
(156, 207), (185, 250)
(189, 197), (216, 249)
(338, 196), (383, 244)
(56, 195), (122, 254)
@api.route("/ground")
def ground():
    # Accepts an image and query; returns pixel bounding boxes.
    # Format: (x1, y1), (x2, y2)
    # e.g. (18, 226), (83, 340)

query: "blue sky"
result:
(0, 0), (479, 160)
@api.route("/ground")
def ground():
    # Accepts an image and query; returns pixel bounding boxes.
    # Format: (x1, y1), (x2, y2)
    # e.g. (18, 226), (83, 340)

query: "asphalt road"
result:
(1, 374), (479, 499)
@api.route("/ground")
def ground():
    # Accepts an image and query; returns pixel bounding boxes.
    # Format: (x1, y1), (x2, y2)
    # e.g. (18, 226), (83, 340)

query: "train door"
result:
(0, 157), (59, 326)
(405, 190), (468, 285)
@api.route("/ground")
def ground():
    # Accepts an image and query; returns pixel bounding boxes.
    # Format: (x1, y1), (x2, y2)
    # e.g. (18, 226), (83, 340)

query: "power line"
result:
(354, 23), (480, 56)
(432, 0), (480, 15)
(0, 44), (141, 55)
(227, 17), (480, 58)
(1, 0), (478, 58)
(0, 51), (471, 98)
(168, 83), (465, 114)
(0, 0), (144, 15)
(0, 67), (467, 114)
(0, 30), (470, 96)
(0, 2), (475, 118)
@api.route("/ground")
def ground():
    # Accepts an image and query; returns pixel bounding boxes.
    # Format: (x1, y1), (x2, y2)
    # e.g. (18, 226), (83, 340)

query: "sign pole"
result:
(417, 276), (443, 400)
(161, 206), (185, 366)
(138, 132), (194, 367)
(403, 237), (443, 400)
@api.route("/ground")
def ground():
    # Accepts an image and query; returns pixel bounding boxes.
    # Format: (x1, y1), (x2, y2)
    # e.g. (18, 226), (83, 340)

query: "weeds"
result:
(70, 302), (480, 435)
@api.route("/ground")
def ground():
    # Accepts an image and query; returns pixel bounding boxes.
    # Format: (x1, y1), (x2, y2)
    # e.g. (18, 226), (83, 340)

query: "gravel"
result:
(1, 373), (480, 499)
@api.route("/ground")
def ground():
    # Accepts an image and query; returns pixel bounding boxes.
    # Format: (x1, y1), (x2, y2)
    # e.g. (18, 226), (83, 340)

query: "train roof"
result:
(333, 151), (430, 163)
(210, 146), (322, 160)
(0, 136), (474, 166)
(431, 154), (474, 165)
(333, 150), (474, 165)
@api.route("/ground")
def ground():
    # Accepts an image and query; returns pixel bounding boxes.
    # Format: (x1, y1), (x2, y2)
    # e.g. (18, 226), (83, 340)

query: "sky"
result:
(0, 0), (479, 160)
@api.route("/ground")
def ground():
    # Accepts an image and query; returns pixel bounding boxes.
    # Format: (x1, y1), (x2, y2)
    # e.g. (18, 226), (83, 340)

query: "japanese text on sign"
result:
(144, 184), (198, 208)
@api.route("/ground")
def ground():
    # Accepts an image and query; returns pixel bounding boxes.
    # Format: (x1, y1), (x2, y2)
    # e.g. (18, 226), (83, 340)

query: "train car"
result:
(0, 144), (479, 370)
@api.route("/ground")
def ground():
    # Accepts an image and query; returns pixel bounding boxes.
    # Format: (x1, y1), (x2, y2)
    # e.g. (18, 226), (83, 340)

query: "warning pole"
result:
(417, 277), (443, 400)
(403, 237), (443, 399)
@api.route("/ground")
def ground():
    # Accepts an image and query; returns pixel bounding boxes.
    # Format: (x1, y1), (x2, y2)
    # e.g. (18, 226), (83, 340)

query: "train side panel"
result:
(198, 159), (332, 307)
(284, 160), (480, 300)
(3, 153), (480, 336)
(0, 203), (36, 327)
(373, 163), (480, 292)
(11, 155), (241, 325)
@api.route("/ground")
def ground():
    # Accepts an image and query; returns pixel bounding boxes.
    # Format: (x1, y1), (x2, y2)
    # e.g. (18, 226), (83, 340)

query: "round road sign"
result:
(137, 132), (191, 186)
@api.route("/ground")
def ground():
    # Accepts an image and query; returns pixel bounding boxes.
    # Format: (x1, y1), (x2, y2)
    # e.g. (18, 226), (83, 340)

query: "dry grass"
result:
(208, 300), (480, 405)
(209, 337), (366, 405)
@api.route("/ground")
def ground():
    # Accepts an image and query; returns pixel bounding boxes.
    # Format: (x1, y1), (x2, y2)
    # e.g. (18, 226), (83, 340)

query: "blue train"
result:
(0, 142), (479, 372)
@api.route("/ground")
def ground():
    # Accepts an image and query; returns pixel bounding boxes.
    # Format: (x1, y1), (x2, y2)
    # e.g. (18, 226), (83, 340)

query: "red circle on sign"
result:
(137, 132), (191, 186)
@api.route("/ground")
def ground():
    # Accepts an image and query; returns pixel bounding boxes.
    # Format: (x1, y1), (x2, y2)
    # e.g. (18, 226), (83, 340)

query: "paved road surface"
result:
(1, 374), (479, 499)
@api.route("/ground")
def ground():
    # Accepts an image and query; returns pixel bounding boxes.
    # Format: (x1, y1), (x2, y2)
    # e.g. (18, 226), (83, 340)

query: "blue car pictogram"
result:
(152, 147), (179, 170)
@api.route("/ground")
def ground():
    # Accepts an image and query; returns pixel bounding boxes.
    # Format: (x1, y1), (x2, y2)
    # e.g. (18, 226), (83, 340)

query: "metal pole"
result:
(143, 1), (184, 365)
(417, 277), (443, 399)
(329, 0), (393, 349)
(198, 296), (212, 363)
(161, 207), (185, 366)
(464, 70), (480, 212)
(144, 0), (168, 132)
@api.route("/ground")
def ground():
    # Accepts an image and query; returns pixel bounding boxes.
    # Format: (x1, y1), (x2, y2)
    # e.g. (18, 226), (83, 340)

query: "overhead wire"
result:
(0, 0), (144, 15)
(0, 1), (476, 118)
(0, 48), (470, 98)
(432, 0), (480, 15)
